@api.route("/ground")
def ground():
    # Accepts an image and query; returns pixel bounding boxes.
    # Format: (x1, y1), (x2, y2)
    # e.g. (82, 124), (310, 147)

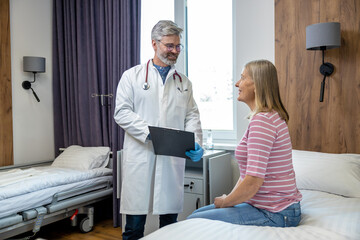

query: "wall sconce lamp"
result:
(22, 56), (46, 102)
(306, 22), (341, 102)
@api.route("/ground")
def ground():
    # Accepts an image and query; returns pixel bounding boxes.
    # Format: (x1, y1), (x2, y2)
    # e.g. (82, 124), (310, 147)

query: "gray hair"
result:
(151, 20), (183, 41)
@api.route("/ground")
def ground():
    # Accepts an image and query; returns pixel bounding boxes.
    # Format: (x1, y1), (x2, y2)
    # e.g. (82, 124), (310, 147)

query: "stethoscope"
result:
(142, 59), (183, 91)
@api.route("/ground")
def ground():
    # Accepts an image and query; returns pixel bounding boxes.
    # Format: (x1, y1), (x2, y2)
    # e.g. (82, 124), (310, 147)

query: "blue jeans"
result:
(187, 202), (301, 227)
(122, 213), (178, 240)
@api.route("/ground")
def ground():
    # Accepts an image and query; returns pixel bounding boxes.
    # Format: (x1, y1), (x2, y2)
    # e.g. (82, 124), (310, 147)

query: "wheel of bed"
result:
(79, 217), (93, 233)
(141, 149), (360, 240)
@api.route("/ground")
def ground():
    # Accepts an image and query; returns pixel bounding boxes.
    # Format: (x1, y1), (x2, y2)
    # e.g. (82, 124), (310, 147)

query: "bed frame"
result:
(0, 156), (113, 239)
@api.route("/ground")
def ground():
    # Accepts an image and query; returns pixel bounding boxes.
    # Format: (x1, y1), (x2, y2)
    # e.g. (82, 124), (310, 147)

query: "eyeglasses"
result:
(158, 41), (184, 52)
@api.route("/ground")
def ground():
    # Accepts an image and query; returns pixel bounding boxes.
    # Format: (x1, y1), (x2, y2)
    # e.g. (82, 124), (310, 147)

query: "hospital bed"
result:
(0, 145), (113, 239)
(142, 150), (360, 240)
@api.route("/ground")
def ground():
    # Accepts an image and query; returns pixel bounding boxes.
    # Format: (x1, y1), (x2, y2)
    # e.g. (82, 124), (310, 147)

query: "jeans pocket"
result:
(284, 215), (301, 227)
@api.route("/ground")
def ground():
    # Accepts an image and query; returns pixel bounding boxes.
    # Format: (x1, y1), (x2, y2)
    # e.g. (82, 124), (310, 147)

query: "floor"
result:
(12, 217), (122, 240)
(38, 218), (122, 240)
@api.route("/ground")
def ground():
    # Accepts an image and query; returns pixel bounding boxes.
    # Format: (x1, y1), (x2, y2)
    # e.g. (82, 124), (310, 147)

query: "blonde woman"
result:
(187, 60), (302, 227)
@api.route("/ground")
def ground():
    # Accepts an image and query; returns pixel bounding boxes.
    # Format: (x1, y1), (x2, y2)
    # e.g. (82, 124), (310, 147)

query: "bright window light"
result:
(187, 0), (233, 131)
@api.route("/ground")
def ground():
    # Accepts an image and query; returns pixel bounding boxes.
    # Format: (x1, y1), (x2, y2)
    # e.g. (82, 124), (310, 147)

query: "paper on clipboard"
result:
(148, 126), (195, 159)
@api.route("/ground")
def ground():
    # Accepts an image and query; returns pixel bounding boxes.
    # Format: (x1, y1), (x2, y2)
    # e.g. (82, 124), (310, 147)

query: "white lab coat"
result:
(114, 60), (202, 215)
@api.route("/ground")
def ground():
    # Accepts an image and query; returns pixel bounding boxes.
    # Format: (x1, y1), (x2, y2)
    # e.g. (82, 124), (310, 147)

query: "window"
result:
(181, 0), (236, 143)
(186, 0), (233, 132)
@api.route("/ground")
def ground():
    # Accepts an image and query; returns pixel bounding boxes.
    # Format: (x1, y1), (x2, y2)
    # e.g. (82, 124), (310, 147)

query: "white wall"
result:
(235, 0), (275, 140)
(10, 0), (54, 165)
(231, 0), (275, 183)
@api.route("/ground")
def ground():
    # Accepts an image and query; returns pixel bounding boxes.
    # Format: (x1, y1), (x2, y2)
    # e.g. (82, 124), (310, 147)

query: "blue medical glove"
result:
(185, 142), (204, 162)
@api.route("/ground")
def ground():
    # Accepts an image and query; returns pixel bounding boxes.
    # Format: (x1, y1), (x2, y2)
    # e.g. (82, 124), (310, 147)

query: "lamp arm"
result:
(319, 74), (326, 102)
(30, 87), (40, 102)
(29, 72), (37, 83)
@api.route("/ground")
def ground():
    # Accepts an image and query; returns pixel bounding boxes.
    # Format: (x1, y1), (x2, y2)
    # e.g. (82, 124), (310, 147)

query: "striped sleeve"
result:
(246, 114), (277, 178)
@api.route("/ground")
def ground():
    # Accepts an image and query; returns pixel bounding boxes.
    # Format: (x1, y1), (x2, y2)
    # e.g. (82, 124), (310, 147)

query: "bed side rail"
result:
(50, 180), (112, 204)
(0, 214), (23, 229)
(46, 187), (113, 213)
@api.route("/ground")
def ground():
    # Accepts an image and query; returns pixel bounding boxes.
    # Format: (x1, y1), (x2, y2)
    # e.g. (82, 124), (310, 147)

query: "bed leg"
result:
(86, 206), (94, 228)
(70, 209), (79, 227)
(71, 215), (78, 227)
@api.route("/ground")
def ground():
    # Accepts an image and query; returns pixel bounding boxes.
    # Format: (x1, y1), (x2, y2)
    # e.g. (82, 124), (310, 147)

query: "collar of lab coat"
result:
(148, 59), (178, 85)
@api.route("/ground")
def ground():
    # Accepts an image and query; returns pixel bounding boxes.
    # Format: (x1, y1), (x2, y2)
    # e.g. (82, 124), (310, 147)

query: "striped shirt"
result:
(236, 111), (302, 212)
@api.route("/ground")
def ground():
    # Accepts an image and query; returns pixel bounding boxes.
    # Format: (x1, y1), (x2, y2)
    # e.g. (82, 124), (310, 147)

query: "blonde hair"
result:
(245, 60), (289, 123)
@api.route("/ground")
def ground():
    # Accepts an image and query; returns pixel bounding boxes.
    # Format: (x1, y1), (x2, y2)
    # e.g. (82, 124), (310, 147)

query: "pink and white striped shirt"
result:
(236, 111), (302, 212)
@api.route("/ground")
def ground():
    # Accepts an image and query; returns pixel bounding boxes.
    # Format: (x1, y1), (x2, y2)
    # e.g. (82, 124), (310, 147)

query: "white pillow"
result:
(51, 145), (110, 170)
(292, 149), (360, 198)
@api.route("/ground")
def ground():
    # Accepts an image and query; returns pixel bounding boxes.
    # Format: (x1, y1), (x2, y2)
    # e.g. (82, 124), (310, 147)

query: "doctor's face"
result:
(153, 35), (181, 66)
(235, 68), (256, 110)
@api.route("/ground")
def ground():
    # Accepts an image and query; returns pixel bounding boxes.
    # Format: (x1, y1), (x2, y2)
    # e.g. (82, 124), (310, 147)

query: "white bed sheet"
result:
(0, 167), (112, 200)
(142, 190), (360, 240)
(0, 167), (112, 218)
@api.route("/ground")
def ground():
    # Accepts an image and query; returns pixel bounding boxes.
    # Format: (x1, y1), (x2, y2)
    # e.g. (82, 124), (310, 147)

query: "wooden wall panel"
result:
(0, 0), (13, 166)
(275, 0), (360, 154)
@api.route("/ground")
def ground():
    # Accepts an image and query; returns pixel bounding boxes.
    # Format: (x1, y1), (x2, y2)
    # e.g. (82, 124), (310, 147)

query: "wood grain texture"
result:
(275, 0), (360, 153)
(33, 218), (122, 240)
(0, 0), (13, 166)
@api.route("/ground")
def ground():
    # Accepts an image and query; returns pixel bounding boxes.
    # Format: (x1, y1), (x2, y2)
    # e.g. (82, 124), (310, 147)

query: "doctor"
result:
(114, 20), (203, 240)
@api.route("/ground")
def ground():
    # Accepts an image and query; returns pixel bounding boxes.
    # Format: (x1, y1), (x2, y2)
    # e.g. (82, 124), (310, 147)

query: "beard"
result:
(156, 50), (178, 66)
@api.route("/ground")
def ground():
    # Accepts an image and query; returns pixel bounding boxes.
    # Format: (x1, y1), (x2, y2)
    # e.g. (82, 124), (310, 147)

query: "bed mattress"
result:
(0, 167), (112, 219)
(142, 190), (360, 240)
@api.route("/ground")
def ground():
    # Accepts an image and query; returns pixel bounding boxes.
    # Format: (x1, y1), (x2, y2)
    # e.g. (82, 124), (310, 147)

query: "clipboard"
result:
(148, 126), (195, 159)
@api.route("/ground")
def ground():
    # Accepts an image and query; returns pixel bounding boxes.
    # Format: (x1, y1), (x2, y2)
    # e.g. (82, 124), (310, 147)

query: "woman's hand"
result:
(213, 175), (264, 208)
(214, 194), (227, 208)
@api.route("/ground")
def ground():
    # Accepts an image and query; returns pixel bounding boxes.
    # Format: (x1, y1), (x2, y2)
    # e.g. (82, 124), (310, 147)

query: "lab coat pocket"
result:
(124, 140), (148, 163)
(175, 90), (189, 109)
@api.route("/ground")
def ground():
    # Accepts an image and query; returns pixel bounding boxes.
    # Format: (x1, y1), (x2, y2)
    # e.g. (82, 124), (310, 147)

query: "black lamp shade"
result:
(23, 56), (46, 73)
(306, 22), (341, 50)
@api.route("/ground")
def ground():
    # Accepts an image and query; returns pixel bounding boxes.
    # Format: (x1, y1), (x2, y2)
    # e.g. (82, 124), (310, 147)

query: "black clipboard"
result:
(148, 126), (195, 159)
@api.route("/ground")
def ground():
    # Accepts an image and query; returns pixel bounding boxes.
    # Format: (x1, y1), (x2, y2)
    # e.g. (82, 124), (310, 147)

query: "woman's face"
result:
(235, 68), (255, 109)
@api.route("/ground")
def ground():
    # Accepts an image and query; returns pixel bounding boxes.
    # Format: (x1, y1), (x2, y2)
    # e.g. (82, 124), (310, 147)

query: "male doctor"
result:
(114, 20), (203, 240)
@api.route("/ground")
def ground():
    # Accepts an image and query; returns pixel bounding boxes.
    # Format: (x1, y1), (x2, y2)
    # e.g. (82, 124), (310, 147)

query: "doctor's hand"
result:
(146, 133), (151, 141)
(185, 142), (204, 162)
